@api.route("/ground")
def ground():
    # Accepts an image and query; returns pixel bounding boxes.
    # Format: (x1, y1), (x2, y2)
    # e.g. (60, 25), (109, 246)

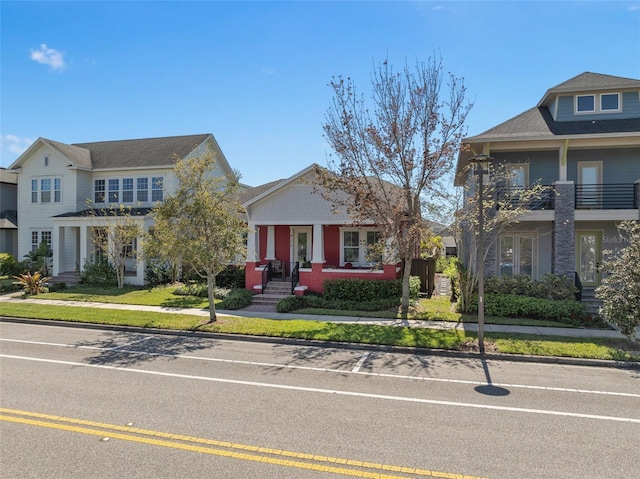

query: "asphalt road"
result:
(1, 319), (639, 479)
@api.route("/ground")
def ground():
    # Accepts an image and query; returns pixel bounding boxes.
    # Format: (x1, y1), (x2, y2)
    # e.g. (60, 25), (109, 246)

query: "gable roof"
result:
(9, 134), (234, 176)
(538, 72), (640, 106)
(242, 163), (319, 208)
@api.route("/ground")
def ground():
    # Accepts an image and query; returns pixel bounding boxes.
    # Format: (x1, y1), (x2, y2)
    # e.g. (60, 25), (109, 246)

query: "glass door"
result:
(577, 162), (602, 208)
(576, 231), (602, 286)
(292, 227), (311, 264)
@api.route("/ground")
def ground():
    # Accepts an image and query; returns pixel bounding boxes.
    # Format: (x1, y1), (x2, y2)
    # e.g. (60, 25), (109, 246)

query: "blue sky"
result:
(1, 1), (639, 186)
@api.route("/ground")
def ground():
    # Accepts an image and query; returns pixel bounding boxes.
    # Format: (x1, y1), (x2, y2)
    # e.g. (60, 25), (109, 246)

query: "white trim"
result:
(575, 92), (622, 115)
(600, 92), (621, 112)
(575, 94), (595, 114)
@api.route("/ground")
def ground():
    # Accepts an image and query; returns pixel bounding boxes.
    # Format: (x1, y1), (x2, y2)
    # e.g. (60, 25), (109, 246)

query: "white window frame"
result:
(506, 163), (529, 188)
(498, 233), (538, 278)
(31, 177), (62, 203)
(339, 227), (382, 266)
(575, 92), (621, 114)
(31, 230), (52, 252)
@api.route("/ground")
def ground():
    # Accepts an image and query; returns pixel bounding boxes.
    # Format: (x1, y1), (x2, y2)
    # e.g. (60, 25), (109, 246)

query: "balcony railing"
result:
(575, 184), (638, 210)
(496, 186), (555, 211)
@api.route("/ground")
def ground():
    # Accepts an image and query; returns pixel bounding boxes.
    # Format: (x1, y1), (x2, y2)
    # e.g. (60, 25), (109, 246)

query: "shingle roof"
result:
(53, 207), (153, 218)
(72, 134), (211, 169)
(538, 72), (640, 106)
(465, 106), (640, 142)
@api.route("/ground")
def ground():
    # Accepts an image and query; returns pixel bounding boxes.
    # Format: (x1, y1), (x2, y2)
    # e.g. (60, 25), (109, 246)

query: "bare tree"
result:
(317, 56), (472, 317)
(148, 148), (247, 322)
(86, 204), (144, 288)
(456, 162), (554, 312)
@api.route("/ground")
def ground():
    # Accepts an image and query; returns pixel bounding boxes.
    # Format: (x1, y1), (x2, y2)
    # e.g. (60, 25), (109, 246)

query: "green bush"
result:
(484, 274), (577, 301)
(435, 256), (450, 274)
(0, 253), (23, 277)
(219, 288), (253, 310)
(276, 293), (401, 313)
(145, 260), (175, 286)
(173, 282), (232, 299)
(215, 266), (245, 289)
(323, 278), (419, 303)
(465, 293), (587, 325)
(80, 259), (117, 287)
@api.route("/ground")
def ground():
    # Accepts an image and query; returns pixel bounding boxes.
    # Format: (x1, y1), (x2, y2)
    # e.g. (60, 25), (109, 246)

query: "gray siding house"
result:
(455, 72), (640, 303)
(0, 168), (18, 257)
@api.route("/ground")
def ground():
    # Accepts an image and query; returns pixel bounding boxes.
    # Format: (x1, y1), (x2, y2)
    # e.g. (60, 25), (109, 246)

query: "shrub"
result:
(219, 288), (253, 310)
(145, 260), (176, 286)
(215, 266), (245, 289)
(464, 293), (587, 325)
(80, 259), (118, 287)
(0, 253), (23, 277)
(276, 293), (400, 313)
(435, 256), (450, 274)
(484, 274), (577, 301)
(323, 278), (421, 303)
(48, 282), (66, 292)
(173, 282), (231, 299)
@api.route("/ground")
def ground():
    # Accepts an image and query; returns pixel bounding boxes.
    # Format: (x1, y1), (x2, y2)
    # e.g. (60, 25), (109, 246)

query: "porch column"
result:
(311, 223), (324, 264)
(265, 225), (275, 260)
(559, 140), (569, 181)
(52, 225), (61, 276)
(79, 224), (89, 271)
(553, 181), (575, 277)
(246, 223), (259, 262)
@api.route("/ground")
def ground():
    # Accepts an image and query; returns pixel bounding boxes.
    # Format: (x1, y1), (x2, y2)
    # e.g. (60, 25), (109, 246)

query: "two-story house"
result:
(0, 168), (18, 257)
(8, 134), (235, 285)
(455, 72), (640, 302)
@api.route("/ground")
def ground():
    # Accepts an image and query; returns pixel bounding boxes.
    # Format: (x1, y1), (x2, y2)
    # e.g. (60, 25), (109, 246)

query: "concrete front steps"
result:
(251, 280), (295, 307)
(49, 271), (81, 287)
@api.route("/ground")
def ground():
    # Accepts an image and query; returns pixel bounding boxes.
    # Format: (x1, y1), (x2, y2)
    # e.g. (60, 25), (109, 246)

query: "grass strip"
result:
(1, 302), (637, 361)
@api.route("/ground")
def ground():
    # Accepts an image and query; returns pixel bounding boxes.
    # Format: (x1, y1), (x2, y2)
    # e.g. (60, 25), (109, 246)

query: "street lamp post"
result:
(469, 154), (493, 354)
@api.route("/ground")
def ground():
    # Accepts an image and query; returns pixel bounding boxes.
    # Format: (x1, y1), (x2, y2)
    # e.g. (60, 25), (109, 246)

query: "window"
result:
(94, 179), (106, 203)
(123, 178), (134, 203)
(576, 95), (595, 112)
(506, 164), (528, 188)
(499, 234), (536, 278)
(54, 178), (61, 202)
(576, 93), (621, 114)
(31, 179), (38, 203)
(40, 179), (52, 203)
(108, 179), (119, 203)
(31, 230), (52, 252)
(44, 155), (49, 167)
(601, 93), (620, 111)
(151, 177), (163, 201)
(341, 228), (382, 266)
(137, 178), (148, 202)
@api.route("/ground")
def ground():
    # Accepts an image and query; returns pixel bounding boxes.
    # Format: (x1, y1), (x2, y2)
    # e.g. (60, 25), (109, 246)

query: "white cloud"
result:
(30, 44), (66, 70)
(1, 134), (35, 155)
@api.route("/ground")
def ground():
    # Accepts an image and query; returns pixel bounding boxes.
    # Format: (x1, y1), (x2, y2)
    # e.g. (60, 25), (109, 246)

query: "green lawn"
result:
(42, 284), (212, 309)
(0, 297), (637, 362)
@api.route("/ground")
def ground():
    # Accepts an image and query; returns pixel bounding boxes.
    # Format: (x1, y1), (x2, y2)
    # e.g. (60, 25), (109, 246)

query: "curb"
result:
(2, 316), (638, 370)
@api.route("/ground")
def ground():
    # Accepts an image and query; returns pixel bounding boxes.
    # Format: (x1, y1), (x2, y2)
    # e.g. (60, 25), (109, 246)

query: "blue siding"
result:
(567, 148), (640, 183)
(492, 151), (558, 185)
(556, 92), (640, 121)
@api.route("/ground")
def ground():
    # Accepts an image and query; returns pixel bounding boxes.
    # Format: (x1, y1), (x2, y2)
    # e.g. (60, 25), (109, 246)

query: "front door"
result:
(576, 231), (602, 286)
(577, 161), (602, 208)
(292, 227), (312, 264)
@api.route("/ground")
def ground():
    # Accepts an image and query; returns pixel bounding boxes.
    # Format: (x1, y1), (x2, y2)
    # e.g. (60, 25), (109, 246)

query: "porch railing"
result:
(261, 262), (273, 294)
(496, 186), (555, 210)
(574, 272), (582, 302)
(290, 261), (300, 295)
(575, 184), (637, 210)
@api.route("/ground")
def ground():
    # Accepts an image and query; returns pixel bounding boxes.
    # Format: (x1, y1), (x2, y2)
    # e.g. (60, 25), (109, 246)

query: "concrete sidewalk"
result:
(0, 294), (630, 340)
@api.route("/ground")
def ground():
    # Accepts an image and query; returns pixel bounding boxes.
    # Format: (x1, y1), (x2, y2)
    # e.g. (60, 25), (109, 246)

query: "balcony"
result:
(496, 186), (555, 211)
(575, 184), (638, 210)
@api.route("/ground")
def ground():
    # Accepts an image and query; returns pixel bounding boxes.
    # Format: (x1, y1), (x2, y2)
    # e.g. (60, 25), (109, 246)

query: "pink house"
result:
(242, 164), (402, 295)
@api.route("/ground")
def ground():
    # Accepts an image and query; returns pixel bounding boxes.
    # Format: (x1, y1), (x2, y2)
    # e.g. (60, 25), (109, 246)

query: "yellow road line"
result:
(0, 408), (487, 479)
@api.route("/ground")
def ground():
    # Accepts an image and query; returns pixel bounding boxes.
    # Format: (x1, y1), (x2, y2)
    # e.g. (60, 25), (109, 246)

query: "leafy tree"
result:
(148, 148), (247, 322)
(317, 55), (472, 318)
(596, 220), (640, 343)
(24, 240), (52, 275)
(86, 204), (145, 289)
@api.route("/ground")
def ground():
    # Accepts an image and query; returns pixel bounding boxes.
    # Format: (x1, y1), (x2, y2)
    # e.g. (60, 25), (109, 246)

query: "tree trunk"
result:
(207, 273), (217, 322)
(400, 256), (413, 318)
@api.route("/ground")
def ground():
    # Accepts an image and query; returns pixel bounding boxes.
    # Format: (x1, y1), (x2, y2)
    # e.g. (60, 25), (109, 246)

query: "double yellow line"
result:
(0, 408), (486, 479)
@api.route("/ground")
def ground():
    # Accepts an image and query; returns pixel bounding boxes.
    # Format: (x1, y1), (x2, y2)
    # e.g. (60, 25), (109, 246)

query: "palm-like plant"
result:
(13, 271), (51, 295)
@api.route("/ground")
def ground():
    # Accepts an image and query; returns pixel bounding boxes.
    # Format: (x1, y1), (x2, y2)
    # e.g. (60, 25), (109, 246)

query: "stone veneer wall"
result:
(552, 181), (575, 278)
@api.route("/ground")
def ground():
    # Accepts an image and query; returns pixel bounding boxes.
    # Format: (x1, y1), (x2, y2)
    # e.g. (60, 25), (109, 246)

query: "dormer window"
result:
(600, 93), (620, 111)
(575, 93), (621, 114)
(576, 95), (595, 112)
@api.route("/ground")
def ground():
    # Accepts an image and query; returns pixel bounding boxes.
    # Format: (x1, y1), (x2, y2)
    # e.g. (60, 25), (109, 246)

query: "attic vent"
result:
(44, 155), (49, 167)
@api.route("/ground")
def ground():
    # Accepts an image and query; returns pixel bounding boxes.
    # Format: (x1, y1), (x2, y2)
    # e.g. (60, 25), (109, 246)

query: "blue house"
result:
(455, 72), (640, 305)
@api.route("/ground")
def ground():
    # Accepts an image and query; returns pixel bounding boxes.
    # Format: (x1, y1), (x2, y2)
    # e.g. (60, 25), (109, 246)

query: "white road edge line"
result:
(2, 338), (639, 398)
(2, 354), (639, 425)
